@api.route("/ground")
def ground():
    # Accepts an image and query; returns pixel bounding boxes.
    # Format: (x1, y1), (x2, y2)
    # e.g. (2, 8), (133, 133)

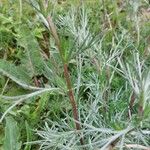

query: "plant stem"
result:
(64, 63), (84, 146)
(63, 64), (80, 129)
(138, 91), (144, 117)
(47, 15), (84, 146)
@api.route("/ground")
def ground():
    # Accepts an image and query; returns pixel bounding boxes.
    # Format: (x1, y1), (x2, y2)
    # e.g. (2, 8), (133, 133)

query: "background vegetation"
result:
(0, 0), (150, 149)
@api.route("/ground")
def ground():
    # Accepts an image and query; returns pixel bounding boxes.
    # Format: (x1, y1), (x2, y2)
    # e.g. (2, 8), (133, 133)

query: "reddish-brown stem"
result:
(63, 64), (84, 146)
(33, 76), (40, 87)
(63, 64), (80, 130)
(138, 105), (144, 117)
(138, 91), (144, 118)
(47, 15), (84, 146)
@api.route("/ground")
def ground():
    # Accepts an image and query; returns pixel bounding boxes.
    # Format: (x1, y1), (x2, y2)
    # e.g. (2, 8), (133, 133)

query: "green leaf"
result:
(17, 25), (45, 77)
(24, 121), (32, 150)
(3, 116), (21, 150)
(0, 14), (12, 24)
(0, 59), (31, 85)
(30, 92), (49, 123)
(33, 27), (45, 39)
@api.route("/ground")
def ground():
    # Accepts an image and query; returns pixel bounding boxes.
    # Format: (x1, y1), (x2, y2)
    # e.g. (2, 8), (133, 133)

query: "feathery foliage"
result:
(0, 0), (150, 150)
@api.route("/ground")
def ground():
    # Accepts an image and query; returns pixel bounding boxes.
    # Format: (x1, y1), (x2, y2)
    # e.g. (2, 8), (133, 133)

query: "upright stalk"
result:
(47, 16), (84, 146)
(63, 64), (80, 130)
(138, 91), (144, 117)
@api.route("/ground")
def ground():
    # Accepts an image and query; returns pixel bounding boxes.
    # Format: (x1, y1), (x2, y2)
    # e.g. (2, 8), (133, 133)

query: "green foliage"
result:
(17, 25), (45, 77)
(0, 59), (30, 84)
(3, 116), (21, 150)
(24, 121), (32, 150)
(0, 0), (150, 149)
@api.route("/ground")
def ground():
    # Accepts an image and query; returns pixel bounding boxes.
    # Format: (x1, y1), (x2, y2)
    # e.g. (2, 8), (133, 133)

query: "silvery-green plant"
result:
(0, 0), (150, 150)
(116, 52), (150, 117)
(26, 1), (150, 149)
(32, 88), (149, 149)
